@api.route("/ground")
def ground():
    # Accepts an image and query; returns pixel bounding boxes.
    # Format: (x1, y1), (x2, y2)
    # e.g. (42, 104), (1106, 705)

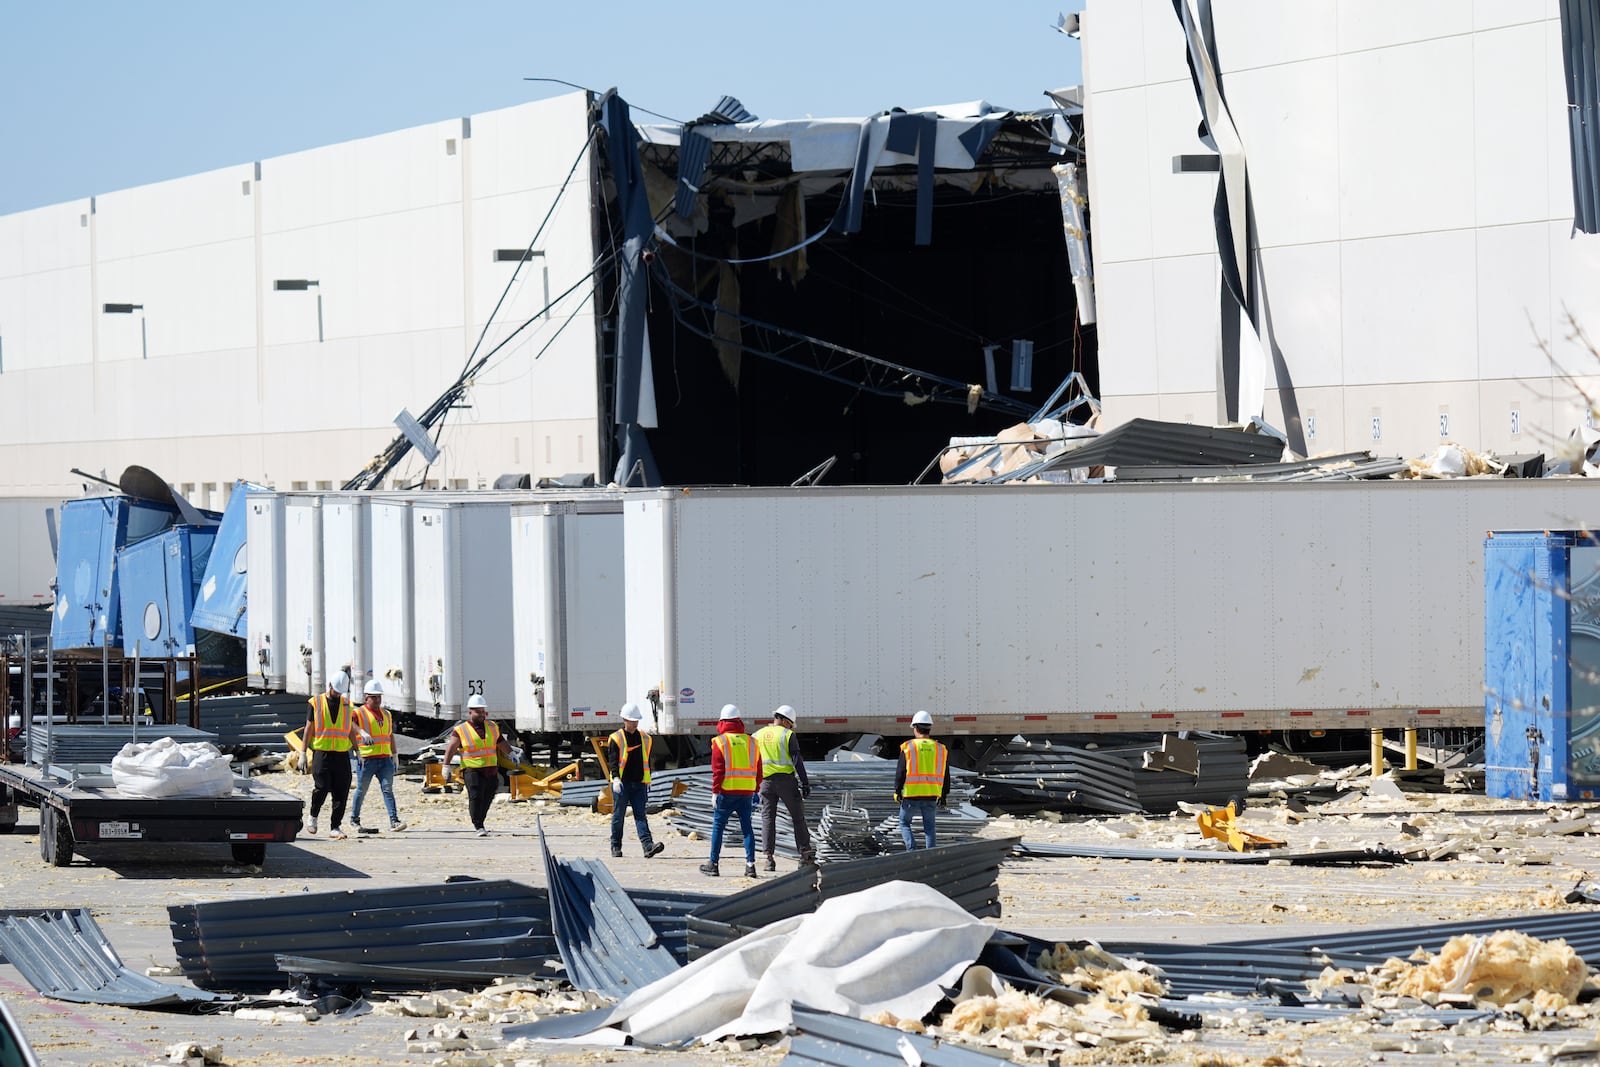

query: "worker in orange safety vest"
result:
(441, 693), (512, 836)
(348, 679), (406, 833)
(894, 710), (950, 850)
(700, 704), (761, 878)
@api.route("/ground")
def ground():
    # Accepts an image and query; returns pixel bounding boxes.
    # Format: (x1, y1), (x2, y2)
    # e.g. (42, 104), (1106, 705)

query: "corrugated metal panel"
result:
(1012, 841), (1406, 865)
(168, 879), (554, 991)
(687, 837), (1016, 959)
(537, 819), (680, 999)
(1008, 419), (1283, 480)
(1561, 0), (1600, 234)
(623, 887), (714, 966)
(0, 909), (233, 1007)
(0, 606), (51, 637)
(784, 1009), (1012, 1066)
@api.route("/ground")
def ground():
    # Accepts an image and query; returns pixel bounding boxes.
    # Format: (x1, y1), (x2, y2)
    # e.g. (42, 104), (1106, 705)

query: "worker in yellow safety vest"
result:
(700, 704), (762, 878)
(302, 667), (355, 840)
(894, 710), (950, 850)
(606, 703), (666, 859)
(441, 693), (512, 836)
(349, 679), (406, 833)
(753, 705), (814, 870)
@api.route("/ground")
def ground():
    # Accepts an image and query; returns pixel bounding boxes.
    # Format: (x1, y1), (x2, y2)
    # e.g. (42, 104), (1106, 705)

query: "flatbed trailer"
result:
(0, 761), (302, 868)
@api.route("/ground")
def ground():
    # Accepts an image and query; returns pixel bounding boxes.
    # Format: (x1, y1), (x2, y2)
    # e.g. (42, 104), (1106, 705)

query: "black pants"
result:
(310, 749), (352, 829)
(464, 766), (499, 829)
(759, 774), (811, 856)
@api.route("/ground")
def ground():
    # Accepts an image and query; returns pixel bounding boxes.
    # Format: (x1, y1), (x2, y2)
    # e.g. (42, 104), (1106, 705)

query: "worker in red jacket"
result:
(700, 704), (762, 878)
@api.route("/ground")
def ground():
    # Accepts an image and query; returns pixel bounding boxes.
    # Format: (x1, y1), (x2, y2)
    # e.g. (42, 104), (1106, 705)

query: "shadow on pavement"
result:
(71, 842), (372, 880)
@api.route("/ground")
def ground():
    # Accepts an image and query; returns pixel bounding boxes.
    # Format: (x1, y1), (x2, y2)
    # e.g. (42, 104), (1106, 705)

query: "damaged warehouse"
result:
(593, 94), (1095, 486)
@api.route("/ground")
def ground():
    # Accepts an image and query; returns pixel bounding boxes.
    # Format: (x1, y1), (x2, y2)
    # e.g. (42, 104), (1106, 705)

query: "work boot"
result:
(645, 842), (665, 859)
(611, 846), (623, 858)
(763, 854), (776, 872)
(699, 862), (719, 877)
(744, 863), (758, 879)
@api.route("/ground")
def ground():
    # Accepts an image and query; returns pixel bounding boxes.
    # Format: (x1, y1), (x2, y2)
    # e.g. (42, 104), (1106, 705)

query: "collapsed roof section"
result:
(592, 91), (1096, 487)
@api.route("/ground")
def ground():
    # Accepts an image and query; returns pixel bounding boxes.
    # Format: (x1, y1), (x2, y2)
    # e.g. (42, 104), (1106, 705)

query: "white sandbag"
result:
(111, 736), (235, 799)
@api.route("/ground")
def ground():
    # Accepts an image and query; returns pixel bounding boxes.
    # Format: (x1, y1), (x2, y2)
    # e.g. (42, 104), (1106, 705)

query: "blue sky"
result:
(0, 3), (1084, 216)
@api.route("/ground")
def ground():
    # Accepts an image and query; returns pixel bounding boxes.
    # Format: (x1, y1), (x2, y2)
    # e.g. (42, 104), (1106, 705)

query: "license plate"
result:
(227, 832), (273, 841)
(98, 821), (142, 839)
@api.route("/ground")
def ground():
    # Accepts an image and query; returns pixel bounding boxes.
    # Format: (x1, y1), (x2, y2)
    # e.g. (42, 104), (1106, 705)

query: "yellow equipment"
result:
(283, 728), (309, 774)
(1196, 801), (1285, 852)
(508, 762), (580, 801)
(590, 736), (614, 815)
(423, 762), (464, 793)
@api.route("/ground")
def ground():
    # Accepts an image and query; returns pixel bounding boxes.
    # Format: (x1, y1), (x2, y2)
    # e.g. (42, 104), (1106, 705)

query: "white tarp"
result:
(560, 880), (993, 1046)
(111, 737), (234, 799)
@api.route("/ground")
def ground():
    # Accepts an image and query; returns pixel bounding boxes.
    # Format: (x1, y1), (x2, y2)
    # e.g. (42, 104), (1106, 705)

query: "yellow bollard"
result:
(1370, 728), (1384, 778)
(1404, 727), (1418, 770)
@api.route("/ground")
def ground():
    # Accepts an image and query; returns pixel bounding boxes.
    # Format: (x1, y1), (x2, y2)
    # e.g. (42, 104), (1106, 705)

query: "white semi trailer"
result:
(622, 481), (1600, 737)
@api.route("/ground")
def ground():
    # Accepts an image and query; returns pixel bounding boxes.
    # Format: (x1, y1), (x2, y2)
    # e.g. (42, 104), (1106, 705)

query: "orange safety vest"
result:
(714, 733), (758, 794)
(307, 694), (353, 752)
(901, 737), (947, 799)
(356, 706), (394, 758)
(607, 729), (652, 784)
(454, 719), (500, 768)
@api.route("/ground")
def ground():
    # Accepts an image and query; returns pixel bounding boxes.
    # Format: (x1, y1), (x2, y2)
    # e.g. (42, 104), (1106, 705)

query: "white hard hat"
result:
(466, 694), (488, 711)
(719, 703), (742, 721)
(620, 702), (643, 721)
(773, 704), (796, 722)
(363, 679), (384, 697)
(911, 709), (933, 727)
(330, 670), (349, 695)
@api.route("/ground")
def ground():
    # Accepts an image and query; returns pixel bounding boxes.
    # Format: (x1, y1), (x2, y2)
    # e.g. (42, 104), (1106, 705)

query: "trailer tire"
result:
(39, 807), (72, 867)
(230, 843), (266, 867)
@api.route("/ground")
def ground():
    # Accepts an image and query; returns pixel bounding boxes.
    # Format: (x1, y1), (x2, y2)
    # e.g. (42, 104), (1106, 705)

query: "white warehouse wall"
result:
(0, 92), (600, 499)
(1082, 0), (1600, 460)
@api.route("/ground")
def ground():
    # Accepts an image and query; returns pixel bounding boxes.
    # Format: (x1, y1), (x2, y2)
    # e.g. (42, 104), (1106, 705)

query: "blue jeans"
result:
(610, 781), (655, 850)
(350, 756), (400, 825)
(710, 793), (755, 865)
(899, 799), (938, 850)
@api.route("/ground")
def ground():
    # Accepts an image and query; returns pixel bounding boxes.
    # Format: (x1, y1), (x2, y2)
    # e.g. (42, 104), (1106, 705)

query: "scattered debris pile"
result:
(1311, 929), (1587, 1011)
(976, 733), (1248, 815)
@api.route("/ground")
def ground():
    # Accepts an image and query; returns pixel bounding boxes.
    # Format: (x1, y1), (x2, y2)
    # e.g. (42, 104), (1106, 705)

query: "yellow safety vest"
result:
(753, 724), (795, 777)
(901, 738), (947, 798)
(714, 733), (758, 794)
(307, 694), (353, 752)
(454, 720), (500, 768)
(607, 729), (652, 784)
(356, 706), (394, 758)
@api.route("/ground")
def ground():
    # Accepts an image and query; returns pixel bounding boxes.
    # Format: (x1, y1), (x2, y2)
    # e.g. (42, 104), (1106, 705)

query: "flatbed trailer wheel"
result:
(230, 842), (267, 867)
(39, 806), (72, 866)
